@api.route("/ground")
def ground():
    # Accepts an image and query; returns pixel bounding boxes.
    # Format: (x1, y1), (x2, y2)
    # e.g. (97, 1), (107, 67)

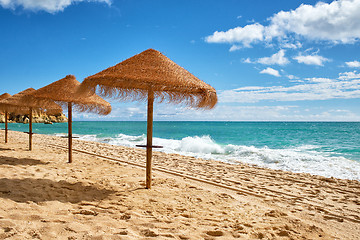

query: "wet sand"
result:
(0, 129), (359, 239)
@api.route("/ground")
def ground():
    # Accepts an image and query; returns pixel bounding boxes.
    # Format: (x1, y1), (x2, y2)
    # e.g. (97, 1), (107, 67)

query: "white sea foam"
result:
(73, 133), (360, 181)
(107, 133), (147, 147)
(77, 134), (99, 142)
(53, 133), (67, 137)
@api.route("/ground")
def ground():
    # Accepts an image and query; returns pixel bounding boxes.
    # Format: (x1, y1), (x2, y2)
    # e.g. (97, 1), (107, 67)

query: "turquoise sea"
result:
(3, 121), (360, 181)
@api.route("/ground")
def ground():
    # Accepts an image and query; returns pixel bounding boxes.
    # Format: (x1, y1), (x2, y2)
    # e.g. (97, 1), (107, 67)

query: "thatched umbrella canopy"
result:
(25, 75), (112, 163)
(0, 93), (11, 101)
(0, 88), (63, 150)
(0, 93), (12, 143)
(79, 48), (218, 188)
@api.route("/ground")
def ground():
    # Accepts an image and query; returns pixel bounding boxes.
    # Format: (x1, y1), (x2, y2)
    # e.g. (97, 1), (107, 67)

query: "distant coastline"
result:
(0, 112), (67, 124)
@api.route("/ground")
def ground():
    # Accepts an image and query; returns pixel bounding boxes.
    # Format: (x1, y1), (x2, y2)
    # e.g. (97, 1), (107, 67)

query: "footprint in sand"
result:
(323, 215), (344, 222)
(242, 223), (253, 228)
(140, 229), (159, 237)
(178, 235), (190, 240)
(73, 209), (98, 216)
(116, 230), (128, 235)
(205, 230), (224, 237)
(277, 230), (290, 237)
(120, 213), (131, 220)
(265, 210), (287, 218)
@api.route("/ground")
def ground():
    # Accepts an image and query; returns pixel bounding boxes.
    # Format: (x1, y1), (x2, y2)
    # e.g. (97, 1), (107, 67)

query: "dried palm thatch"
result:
(0, 93), (11, 143)
(0, 93), (11, 102)
(0, 88), (63, 150)
(78, 48), (218, 189)
(23, 75), (111, 163)
(79, 48), (217, 109)
(28, 75), (111, 115)
(0, 89), (32, 115)
(0, 88), (62, 115)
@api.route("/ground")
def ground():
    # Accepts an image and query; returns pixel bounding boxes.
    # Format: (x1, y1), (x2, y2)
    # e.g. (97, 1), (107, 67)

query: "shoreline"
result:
(3, 121), (360, 182)
(0, 129), (359, 239)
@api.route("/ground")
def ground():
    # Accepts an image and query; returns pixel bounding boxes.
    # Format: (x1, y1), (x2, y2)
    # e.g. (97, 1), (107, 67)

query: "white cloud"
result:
(219, 73), (360, 103)
(205, 0), (360, 48)
(74, 102), (360, 121)
(229, 45), (242, 52)
(242, 50), (289, 65)
(281, 41), (302, 49)
(243, 58), (252, 63)
(0, 0), (111, 13)
(287, 75), (298, 80)
(270, 0), (360, 43)
(148, 104), (301, 121)
(260, 67), (280, 77)
(346, 60), (360, 67)
(293, 54), (330, 66)
(233, 86), (265, 91)
(305, 77), (333, 83)
(73, 92), (360, 121)
(126, 107), (146, 117)
(338, 71), (360, 80)
(205, 23), (265, 48)
(188, 105), (297, 121)
(257, 49), (289, 65)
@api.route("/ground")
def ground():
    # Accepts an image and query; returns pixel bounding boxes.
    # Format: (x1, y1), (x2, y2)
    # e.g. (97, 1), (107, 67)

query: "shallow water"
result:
(4, 121), (360, 180)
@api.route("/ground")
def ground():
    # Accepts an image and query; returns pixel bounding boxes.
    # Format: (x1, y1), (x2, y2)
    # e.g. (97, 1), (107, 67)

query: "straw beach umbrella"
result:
(25, 75), (111, 163)
(0, 88), (62, 150)
(0, 93), (11, 143)
(79, 48), (217, 188)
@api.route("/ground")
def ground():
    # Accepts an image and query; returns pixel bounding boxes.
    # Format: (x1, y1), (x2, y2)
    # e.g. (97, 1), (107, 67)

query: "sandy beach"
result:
(0, 129), (359, 239)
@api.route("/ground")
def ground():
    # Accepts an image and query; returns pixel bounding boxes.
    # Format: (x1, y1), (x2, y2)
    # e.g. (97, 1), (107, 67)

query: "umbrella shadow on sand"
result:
(0, 156), (48, 166)
(0, 178), (115, 203)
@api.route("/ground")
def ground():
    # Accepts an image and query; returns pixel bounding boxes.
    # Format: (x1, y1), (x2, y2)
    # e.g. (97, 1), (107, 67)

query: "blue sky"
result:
(1, 0), (360, 121)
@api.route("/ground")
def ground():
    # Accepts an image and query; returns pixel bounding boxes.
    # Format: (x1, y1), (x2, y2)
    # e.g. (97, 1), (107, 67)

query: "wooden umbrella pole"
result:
(146, 89), (154, 189)
(5, 111), (8, 143)
(29, 107), (33, 151)
(68, 102), (73, 163)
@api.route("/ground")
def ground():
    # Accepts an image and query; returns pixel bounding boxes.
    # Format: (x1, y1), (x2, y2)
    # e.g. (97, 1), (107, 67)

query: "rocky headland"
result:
(0, 112), (67, 124)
